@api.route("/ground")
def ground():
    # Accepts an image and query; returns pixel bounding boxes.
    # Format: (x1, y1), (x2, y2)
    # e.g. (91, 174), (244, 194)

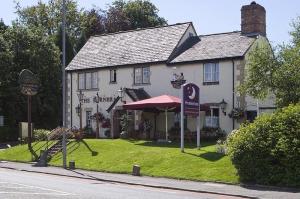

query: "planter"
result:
(100, 127), (109, 138)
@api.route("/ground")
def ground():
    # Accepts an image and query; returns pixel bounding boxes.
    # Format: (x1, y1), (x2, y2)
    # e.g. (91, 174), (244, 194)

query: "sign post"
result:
(181, 83), (200, 152)
(19, 69), (39, 150)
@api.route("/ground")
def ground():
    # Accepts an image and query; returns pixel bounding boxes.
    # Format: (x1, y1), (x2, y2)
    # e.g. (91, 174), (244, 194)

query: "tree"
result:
(105, 0), (131, 33)
(123, 0), (167, 29)
(239, 17), (300, 107)
(105, 0), (167, 33)
(0, 19), (7, 33)
(77, 0), (167, 50)
(16, 0), (84, 41)
(0, 24), (61, 129)
(15, 0), (84, 62)
(55, 26), (75, 65)
(81, 8), (106, 38)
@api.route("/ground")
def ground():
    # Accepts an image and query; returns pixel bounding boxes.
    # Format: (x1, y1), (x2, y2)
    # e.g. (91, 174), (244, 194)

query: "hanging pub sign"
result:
(183, 83), (200, 116)
(19, 69), (39, 96)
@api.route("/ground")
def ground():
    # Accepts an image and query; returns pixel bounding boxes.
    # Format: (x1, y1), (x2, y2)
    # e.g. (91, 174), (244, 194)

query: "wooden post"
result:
(96, 104), (99, 139)
(79, 102), (82, 130)
(27, 95), (32, 149)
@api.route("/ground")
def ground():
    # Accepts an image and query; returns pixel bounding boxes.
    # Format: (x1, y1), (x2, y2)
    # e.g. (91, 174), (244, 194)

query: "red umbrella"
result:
(123, 95), (209, 141)
(123, 95), (180, 141)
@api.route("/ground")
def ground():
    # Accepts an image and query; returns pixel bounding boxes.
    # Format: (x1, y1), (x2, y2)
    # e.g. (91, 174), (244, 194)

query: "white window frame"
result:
(86, 111), (92, 128)
(85, 73), (92, 89)
(78, 73), (85, 90)
(78, 72), (98, 90)
(134, 66), (150, 84)
(205, 107), (219, 128)
(110, 69), (117, 83)
(91, 72), (98, 89)
(204, 63), (219, 83)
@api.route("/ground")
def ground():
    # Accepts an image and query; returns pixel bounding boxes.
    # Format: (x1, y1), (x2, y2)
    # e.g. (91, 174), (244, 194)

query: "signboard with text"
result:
(183, 83), (200, 116)
(19, 69), (39, 96)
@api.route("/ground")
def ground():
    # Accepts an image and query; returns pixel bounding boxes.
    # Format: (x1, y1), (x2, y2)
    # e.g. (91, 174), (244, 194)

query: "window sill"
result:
(133, 83), (151, 86)
(77, 88), (99, 92)
(203, 81), (219, 85)
(109, 81), (117, 84)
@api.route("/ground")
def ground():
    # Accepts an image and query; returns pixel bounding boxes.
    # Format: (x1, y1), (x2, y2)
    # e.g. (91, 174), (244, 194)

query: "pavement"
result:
(0, 161), (299, 199)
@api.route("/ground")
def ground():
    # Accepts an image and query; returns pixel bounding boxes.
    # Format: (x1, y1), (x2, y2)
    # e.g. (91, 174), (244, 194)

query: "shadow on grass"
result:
(81, 140), (98, 156)
(199, 152), (225, 161)
(134, 140), (215, 149)
(181, 150), (224, 161)
(50, 141), (81, 162)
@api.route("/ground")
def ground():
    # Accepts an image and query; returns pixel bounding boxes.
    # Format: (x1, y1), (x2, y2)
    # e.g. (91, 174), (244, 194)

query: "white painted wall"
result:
(67, 58), (245, 135)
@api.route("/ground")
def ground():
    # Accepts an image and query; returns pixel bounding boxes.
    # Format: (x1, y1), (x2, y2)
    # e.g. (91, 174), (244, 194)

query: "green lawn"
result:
(0, 139), (238, 183)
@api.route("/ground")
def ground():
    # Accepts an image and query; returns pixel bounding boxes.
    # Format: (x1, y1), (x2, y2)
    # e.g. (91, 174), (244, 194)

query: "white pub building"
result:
(65, 2), (275, 138)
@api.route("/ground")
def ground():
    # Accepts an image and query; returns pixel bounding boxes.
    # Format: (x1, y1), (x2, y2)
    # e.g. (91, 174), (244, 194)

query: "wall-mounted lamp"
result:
(118, 87), (126, 103)
(219, 99), (228, 115)
(75, 104), (80, 117)
(94, 92), (100, 104)
(77, 90), (84, 103)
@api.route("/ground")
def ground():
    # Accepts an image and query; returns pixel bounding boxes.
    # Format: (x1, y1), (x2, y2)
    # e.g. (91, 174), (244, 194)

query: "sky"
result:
(1, 0), (300, 46)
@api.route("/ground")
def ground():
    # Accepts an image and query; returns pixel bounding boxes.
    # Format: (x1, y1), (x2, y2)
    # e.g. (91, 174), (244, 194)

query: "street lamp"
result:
(94, 92), (100, 139)
(118, 87), (125, 103)
(219, 99), (228, 115)
(75, 104), (80, 116)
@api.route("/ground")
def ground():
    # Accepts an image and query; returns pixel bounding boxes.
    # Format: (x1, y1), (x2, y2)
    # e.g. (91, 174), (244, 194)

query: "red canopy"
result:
(123, 95), (180, 110)
(123, 94), (209, 111)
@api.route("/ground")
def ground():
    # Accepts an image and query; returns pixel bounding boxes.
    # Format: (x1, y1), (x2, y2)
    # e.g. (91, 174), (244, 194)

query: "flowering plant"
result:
(228, 108), (245, 119)
(101, 118), (111, 128)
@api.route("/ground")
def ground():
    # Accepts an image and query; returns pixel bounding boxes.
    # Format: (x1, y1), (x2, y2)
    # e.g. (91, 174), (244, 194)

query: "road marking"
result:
(0, 191), (71, 195)
(0, 181), (73, 196)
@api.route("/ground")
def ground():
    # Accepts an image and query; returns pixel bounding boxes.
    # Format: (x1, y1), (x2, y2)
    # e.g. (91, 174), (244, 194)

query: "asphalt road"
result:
(0, 168), (246, 199)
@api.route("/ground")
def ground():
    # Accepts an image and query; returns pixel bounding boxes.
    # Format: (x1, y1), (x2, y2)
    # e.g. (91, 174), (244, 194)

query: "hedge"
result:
(227, 104), (300, 187)
(0, 126), (18, 142)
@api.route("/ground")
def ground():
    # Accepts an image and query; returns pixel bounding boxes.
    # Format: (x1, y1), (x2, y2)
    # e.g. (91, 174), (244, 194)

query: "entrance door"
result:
(112, 110), (121, 138)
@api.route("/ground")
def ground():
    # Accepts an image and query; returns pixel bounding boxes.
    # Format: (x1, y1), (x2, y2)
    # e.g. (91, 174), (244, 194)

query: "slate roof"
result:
(66, 23), (191, 71)
(170, 31), (255, 63)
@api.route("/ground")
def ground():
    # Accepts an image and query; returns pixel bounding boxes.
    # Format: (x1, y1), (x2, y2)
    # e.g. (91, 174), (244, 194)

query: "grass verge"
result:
(0, 139), (238, 183)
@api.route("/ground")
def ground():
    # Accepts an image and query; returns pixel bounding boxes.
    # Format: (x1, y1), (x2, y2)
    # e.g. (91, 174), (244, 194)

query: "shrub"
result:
(227, 104), (300, 187)
(33, 129), (51, 141)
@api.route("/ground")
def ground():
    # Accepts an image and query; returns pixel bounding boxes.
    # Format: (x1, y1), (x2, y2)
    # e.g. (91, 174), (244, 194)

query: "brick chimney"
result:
(241, 1), (266, 36)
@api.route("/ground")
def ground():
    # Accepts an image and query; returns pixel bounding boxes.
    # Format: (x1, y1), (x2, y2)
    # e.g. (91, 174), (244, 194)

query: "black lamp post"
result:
(94, 92), (100, 139)
(219, 99), (228, 115)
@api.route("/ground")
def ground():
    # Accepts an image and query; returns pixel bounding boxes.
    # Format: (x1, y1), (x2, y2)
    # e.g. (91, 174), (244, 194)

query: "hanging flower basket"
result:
(92, 112), (105, 122)
(228, 108), (245, 119)
(171, 79), (186, 89)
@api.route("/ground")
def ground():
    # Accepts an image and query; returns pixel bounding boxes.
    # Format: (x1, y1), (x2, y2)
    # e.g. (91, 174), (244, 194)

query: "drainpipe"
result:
(70, 72), (73, 127)
(232, 59), (235, 130)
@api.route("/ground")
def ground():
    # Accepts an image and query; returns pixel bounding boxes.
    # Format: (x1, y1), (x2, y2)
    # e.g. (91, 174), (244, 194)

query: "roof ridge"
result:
(92, 22), (192, 37)
(199, 31), (241, 37)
